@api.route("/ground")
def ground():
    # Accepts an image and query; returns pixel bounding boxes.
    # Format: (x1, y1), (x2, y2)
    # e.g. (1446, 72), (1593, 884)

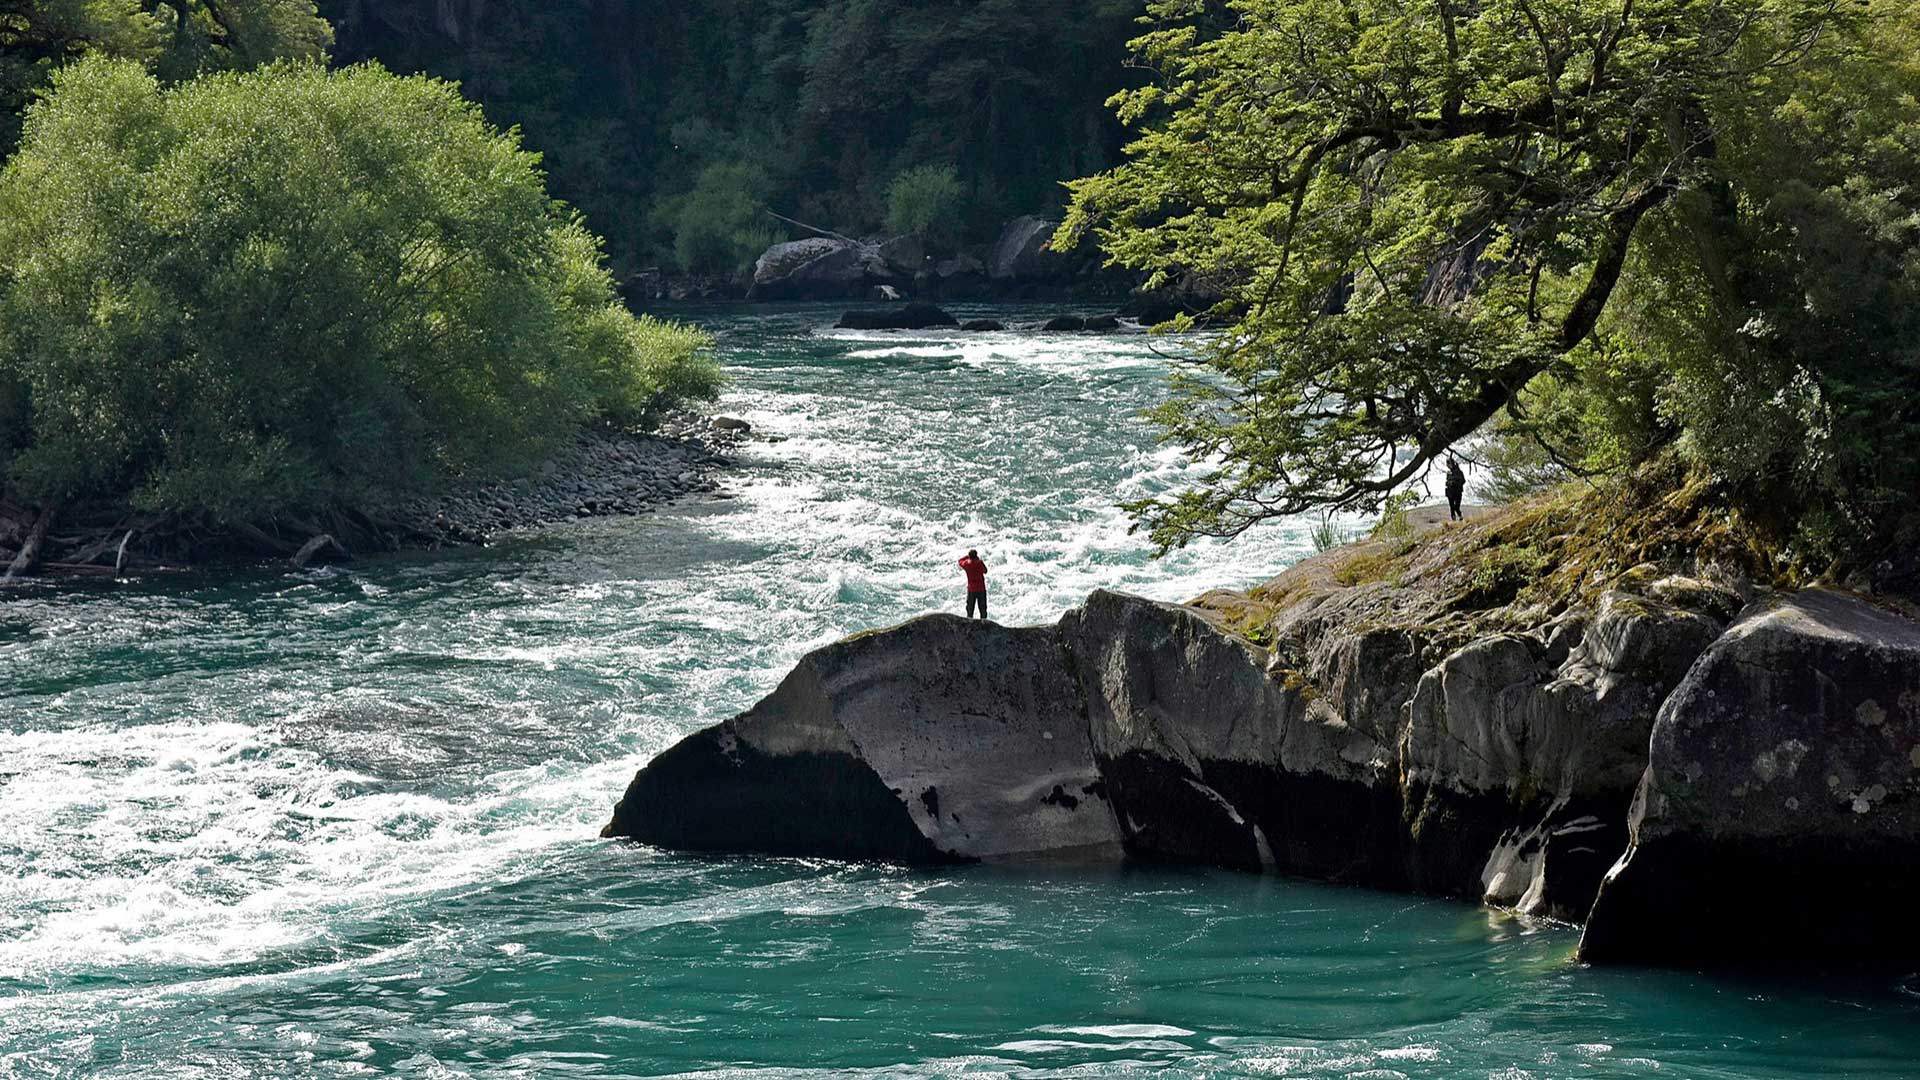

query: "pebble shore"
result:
(399, 413), (754, 545)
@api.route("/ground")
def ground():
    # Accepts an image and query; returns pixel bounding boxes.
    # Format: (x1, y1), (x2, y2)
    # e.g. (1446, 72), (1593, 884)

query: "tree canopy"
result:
(1062, 0), (1920, 566)
(0, 57), (720, 522)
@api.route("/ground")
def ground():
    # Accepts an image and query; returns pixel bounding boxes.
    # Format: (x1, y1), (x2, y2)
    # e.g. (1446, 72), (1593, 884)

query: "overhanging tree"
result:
(1061, 0), (1918, 555)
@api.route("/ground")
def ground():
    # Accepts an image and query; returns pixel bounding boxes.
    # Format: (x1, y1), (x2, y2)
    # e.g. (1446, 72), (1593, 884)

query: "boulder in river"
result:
(752, 238), (892, 301)
(1580, 590), (1920, 970)
(960, 319), (1005, 332)
(877, 234), (928, 278)
(835, 303), (958, 330)
(604, 614), (1120, 860)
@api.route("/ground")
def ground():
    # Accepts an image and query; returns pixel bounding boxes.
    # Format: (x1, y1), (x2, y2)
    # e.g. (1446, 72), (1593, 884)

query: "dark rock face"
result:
(835, 303), (958, 331)
(989, 217), (1064, 280)
(1581, 591), (1920, 970)
(960, 319), (1005, 332)
(877, 234), (927, 278)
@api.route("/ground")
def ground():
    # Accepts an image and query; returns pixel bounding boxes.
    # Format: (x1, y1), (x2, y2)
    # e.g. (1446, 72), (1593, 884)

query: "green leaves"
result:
(1071, 0), (1919, 557)
(0, 58), (720, 521)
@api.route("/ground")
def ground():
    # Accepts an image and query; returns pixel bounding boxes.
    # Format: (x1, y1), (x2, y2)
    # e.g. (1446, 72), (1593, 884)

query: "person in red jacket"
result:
(957, 549), (989, 620)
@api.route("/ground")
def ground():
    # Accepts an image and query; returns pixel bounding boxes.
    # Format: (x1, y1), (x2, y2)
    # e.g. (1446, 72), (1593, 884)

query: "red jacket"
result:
(958, 555), (988, 592)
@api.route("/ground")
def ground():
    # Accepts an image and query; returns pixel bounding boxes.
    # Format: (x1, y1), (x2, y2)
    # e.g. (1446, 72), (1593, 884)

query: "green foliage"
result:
(1457, 544), (1554, 611)
(1368, 490), (1422, 555)
(885, 164), (963, 243)
(1308, 510), (1351, 553)
(0, 0), (331, 155)
(0, 57), (719, 521)
(652, 161), (774, 274)
(1067, 0), (1920, 565)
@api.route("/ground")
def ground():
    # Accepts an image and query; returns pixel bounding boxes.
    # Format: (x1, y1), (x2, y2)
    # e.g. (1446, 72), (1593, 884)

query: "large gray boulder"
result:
(604, 615), (1120, 860)
(989, 216), (1064, 280)
(1581, 590), (1920, 969)
(605, 578), (1716, 908)
(751, 238), (892, 300)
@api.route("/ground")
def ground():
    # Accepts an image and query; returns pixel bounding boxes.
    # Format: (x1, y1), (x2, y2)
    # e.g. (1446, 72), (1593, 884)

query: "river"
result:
(2, 305), (1916, 1078)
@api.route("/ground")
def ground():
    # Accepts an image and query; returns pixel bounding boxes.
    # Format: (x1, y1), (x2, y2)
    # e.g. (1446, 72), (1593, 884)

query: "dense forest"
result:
(318, 0), (1152, 277)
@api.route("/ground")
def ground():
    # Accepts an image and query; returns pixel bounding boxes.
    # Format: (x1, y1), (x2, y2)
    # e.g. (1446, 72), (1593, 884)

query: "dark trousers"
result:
(1447, 491), (1463, 521)
(966, 591), (988, 619)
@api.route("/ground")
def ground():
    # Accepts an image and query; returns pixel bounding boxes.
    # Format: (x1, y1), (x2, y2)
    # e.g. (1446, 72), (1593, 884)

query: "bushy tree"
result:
(885, 163), (963, 243)
(0, 57), (720, 522)
(1063, 0), (1920, 565)
(652, 160), (776, 274)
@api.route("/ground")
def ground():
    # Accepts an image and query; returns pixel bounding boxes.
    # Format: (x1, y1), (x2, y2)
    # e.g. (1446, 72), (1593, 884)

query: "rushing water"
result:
(3, 305), (1917, 1078)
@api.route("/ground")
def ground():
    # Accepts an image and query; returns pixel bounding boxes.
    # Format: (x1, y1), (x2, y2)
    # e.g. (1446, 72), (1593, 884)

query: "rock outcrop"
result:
(989, 217), (1065, 281)
(604, 616), (1120, 860)
(1581, 590), (1920, 969)
(606, 494), (1920, 972)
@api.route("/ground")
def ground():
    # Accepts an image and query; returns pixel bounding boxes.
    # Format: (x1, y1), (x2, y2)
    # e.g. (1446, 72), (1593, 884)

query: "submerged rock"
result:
(835, 303), (958, 330)
(1581, 590), (1920, 970)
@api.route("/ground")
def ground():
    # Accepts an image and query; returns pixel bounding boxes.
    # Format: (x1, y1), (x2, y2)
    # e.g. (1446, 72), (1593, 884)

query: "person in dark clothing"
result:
(957, 550), (988, 619)
(1445, 456), (1466, 522)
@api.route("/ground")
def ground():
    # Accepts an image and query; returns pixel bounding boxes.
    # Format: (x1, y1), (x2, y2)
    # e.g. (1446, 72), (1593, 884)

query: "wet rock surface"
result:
(1581, 590), (1920, 969)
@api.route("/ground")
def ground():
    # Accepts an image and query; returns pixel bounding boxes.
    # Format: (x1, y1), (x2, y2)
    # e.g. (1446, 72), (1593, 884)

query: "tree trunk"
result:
(3, 504), (56, 580)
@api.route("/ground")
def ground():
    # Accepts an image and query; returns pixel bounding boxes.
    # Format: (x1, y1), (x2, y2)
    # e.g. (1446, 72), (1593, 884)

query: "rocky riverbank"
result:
(606, 478), (1920, 974)
(0, 413), (754, 579)
(393, 417), (747, 546)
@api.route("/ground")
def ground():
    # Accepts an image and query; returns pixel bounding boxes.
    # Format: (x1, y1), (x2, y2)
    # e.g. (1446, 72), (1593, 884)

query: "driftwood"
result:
(764, 210), (858, 245)
(114, 530), (136, 575)
(232, 521), (301, 556)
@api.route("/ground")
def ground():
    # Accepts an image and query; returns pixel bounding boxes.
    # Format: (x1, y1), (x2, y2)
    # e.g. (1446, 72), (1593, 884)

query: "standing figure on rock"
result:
(958, 550), (989, 620)
(1445, 456), (1467, 522)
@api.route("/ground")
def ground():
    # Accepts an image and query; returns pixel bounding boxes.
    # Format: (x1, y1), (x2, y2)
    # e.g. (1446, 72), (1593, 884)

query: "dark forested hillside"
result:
(319, 0), (1147, 278)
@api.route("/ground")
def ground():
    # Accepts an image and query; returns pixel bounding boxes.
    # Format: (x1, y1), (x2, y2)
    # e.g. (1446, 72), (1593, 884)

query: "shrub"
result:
(0, 57), (719, 522)
(654, 161), (772, 274)
(884, 164), (962, 243)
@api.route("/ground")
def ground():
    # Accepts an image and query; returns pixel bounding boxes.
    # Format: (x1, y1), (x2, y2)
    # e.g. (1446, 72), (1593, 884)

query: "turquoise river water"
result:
(3, 305), (1918, 1078)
